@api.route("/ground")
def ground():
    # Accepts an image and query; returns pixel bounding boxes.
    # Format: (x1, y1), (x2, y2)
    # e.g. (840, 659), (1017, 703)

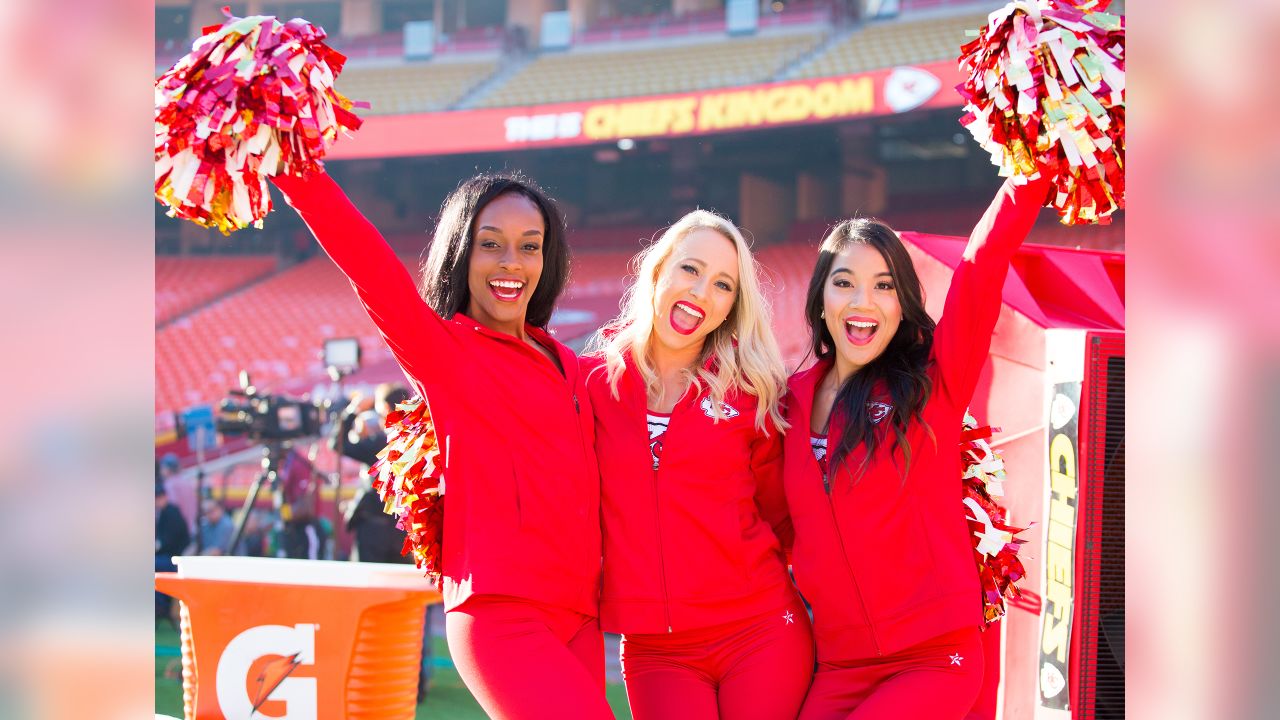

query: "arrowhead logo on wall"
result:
(883, 66), (942, 113)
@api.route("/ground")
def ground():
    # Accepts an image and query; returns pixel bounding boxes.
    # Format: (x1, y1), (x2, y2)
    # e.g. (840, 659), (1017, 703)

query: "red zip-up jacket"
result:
(274, 172), (602, 617)
(782, 176), (1049, 662)
(585, 353), (796, 634)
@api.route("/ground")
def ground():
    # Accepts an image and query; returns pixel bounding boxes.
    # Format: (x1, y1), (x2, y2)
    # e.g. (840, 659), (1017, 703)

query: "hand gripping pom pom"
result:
(960, 412), (1030, 624)
(154, 9), (367, 234)
(958, 0), (1124, 225)
(371, 399), (446, 588)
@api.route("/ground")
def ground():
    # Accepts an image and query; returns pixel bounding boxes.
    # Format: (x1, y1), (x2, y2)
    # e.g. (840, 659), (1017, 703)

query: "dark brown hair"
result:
(421, 172), (569, 328)
(804, 218), (935, 487)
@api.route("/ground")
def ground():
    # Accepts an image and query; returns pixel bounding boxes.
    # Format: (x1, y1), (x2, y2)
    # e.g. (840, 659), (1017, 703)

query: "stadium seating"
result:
(788, 11), (990, 79)
(568, 225), (659, 253)
(440, 25), (506, 52)
(476, 31), (825, 107)
(563, 249), (635, 302)
(1024, 215), (1125, 252)
(577, 9), (725, 43)
(154, 211), (1121, 409)
(756, 242), (823, 370)
(156, 256), (279, 327)
(156, 247), (635, 414)
(578, 1), (832, 44)
(898, 0), (993, 11)
(155, 255), (397, 413)
(337, 59), (499, 115)
(327, 31), (405, 61)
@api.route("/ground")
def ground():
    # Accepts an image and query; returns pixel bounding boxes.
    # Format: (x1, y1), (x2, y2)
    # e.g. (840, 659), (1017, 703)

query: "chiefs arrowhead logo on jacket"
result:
(867, 401), (893, 425)
(701, 396), (740, 420)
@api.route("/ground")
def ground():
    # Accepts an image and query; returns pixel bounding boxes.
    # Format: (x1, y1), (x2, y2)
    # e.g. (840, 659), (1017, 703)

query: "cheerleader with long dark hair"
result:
(273, 169), (614, 720)
(783, 175), (1051, 719)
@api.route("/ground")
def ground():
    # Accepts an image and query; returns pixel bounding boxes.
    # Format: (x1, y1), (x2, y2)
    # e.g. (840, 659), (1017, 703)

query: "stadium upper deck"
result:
(156, 0), (1007, 114)
(154, 0), (1124, 422)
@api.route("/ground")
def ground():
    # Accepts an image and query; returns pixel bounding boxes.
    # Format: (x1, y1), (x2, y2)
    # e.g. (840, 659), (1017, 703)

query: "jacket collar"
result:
(614, 344), (721, 413)
(451, 311), (576, 383)
(790, 357), (896, 443)
(788, 356), (833, 429)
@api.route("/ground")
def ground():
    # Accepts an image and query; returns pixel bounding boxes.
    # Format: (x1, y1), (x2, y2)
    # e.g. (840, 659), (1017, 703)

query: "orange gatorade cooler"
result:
(155, 556), (440, 720)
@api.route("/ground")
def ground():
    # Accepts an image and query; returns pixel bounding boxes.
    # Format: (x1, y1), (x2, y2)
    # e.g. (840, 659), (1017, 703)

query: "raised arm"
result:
(272, 171), (460, 394)
(932, 175), (1051, 407)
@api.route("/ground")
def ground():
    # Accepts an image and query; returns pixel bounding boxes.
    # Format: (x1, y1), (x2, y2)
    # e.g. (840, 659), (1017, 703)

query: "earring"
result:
(820, 310), (825, 319)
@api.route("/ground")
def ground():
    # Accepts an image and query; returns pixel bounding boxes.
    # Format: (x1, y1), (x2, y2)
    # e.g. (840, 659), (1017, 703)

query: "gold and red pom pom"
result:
(154, 8), (366, 234)
(372, 399), (446, 587)
(958, 0), (1124, 225)
(961, 412), (1029, 624)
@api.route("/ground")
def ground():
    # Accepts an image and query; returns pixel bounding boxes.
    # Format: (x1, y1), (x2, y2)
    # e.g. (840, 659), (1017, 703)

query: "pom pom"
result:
(961, 412), (1030, 624)
(371, 398), (445, 587)
(958, 0), (1124, 225)
(154, 9), (367, 234)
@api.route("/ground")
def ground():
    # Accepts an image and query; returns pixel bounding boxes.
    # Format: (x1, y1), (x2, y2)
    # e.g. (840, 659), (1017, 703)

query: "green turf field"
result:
(155, 621), (633, 719)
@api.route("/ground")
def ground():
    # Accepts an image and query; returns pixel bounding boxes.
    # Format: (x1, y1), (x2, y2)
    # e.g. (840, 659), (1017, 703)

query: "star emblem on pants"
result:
(949, 653), (963, 666)
(783, 610), (795, 625)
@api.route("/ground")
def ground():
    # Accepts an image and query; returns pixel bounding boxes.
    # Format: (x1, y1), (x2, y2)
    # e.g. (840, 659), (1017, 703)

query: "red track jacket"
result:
(275, 172), (602, 617)
(782, 177), (1049, 662)
(585, 353), (796, 634)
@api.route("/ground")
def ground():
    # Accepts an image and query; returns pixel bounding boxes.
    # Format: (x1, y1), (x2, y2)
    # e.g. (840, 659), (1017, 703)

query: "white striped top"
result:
(647, 412), (671, 470)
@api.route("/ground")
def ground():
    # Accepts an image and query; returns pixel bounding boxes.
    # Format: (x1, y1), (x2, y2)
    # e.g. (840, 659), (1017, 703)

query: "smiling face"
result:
(823, 242), (903, 375)
(651, 227), (740, 357)
(464, 191), (547, 335)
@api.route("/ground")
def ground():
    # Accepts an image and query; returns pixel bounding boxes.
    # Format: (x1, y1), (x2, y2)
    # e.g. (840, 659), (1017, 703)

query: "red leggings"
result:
(446, 594), (615, 720)
(798, 627), (984, 720)
(620, 596), (814, 720)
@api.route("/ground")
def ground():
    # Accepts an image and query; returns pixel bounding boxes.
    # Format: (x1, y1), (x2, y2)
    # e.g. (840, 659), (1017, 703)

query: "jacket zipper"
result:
(573, 390), (593, 511)
(820, 411), (882, 657)
(652, 412), (674, 633)
(826, 488), (883, 657)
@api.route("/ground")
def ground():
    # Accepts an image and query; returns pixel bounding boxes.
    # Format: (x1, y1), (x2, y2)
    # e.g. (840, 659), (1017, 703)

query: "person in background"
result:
(232, 508), (270, 557)
(198, 498), (234, 556)
(331, 383), (411, 468)
(333, 385), (413, 562)
(155, 483), (191, 622)
(158, 453), (181, 482)
(275, 449), (328, 560)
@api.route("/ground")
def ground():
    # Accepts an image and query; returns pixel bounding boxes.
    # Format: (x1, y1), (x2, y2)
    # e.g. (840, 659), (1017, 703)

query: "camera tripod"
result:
(226, 440), (288, 556)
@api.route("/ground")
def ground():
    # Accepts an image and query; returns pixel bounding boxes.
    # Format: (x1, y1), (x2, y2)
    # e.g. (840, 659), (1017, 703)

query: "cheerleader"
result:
(784, 176), (1051, 719)
(273, 170), (613, 720)
(585, 211), (814, 720)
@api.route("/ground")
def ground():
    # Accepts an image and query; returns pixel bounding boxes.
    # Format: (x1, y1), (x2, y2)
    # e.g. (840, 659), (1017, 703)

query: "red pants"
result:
(798, 627), (984, 720)
(446, 594), (615, 720)
(620, 597), (814, 720)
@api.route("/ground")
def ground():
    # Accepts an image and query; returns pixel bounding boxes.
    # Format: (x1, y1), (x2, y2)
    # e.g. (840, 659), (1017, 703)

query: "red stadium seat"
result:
(156, 256), (278, 326)
(155, 256), (399, 413)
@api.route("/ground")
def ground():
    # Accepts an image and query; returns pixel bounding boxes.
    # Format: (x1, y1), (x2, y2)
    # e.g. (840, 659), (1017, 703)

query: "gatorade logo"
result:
(217, 623), (318, 719)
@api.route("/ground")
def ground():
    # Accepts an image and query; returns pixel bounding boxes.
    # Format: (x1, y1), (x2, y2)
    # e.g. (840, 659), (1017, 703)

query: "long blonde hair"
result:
(588, 210), (789, 433)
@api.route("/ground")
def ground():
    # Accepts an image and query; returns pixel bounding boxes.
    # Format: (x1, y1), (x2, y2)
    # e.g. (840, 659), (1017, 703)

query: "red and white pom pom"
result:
(960, 412), (1029, 624)
(372, 398), (445, 587)
(155, 9), (366, 234)
(958, 0), (1124, 225)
